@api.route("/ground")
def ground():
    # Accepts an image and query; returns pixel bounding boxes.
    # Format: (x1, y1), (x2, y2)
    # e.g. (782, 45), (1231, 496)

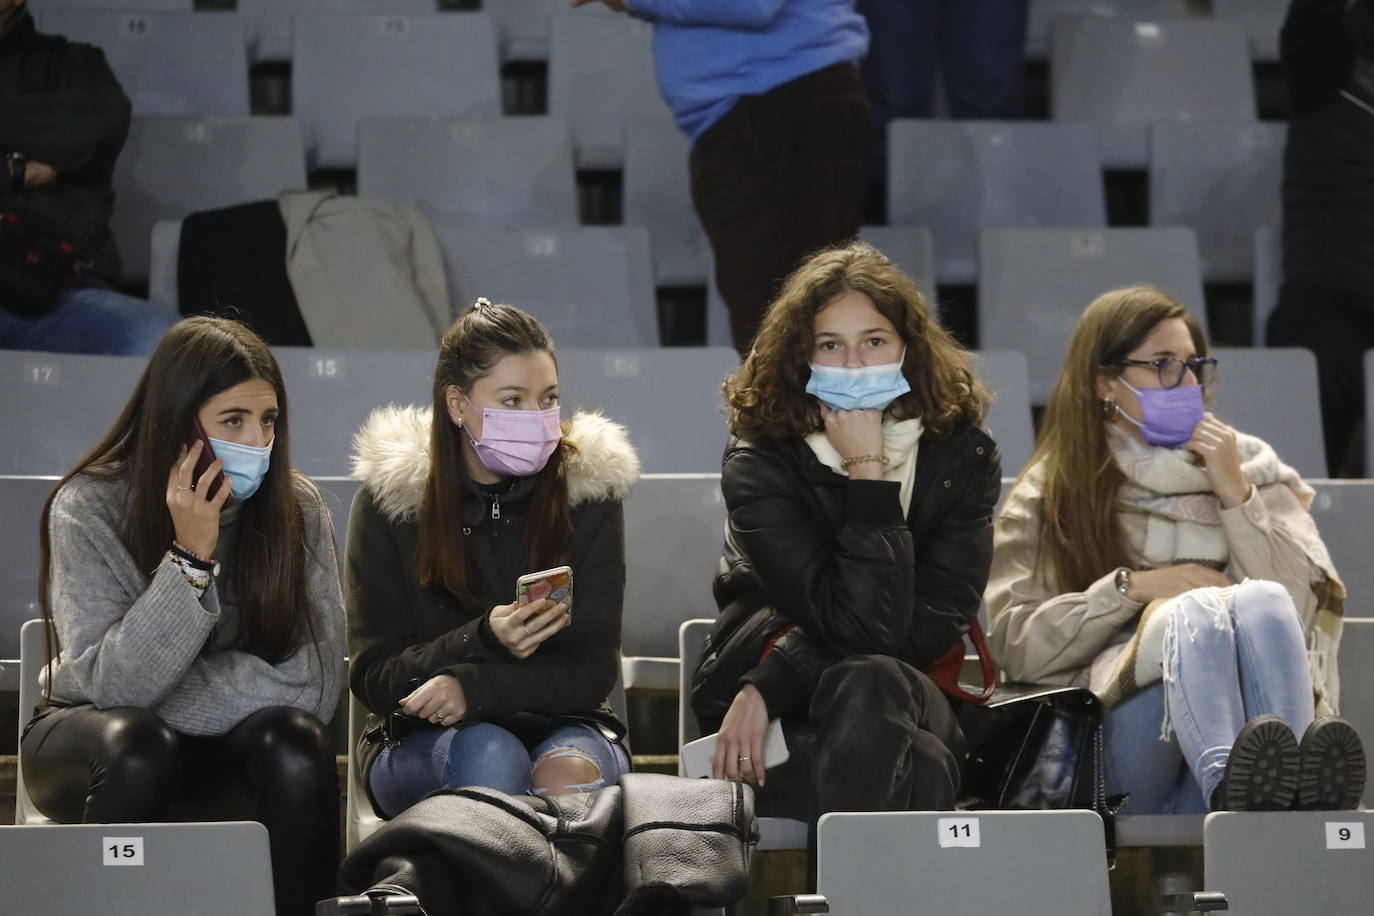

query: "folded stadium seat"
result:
(1148, 121), (1286, 284)
(433, 224), (659, 348)
(977, 226), (1206, 404)
(1203, 810), (1374, 912)
(16, 618), (56, 824)
(887, 120), (1107, 285)
(557, 347), (739, 474)
(0, 482), (48, 663)
(622, 117), (711, 287)
(292, 11), (501, 169)
(1050, 17), (1257, 169)
(36, 9), (248, 116)
(1208, 347), (1326, 479)
(486, 0), (564, 62)
(1211, 0), (1287, 63)
(356, 116), (579, 228)
(1024, 0), (1176, 59)
(238, 0), (436, 63)
(1252, 225), (1281, 347)
(111, 116), (308, 281)
(970, 350), (1035, 477)
(1312, 482), (1374, 627)
(547, 11), (671, 169)
(1336, 618), (1374, 809)
(270, 347), (435, 479)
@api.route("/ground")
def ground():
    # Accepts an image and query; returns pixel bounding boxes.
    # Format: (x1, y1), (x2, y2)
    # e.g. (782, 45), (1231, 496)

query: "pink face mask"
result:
(463, 396), (563, 477)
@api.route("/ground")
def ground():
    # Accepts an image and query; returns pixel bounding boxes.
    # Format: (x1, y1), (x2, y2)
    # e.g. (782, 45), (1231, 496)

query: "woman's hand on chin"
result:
(820, 404), (885, 480)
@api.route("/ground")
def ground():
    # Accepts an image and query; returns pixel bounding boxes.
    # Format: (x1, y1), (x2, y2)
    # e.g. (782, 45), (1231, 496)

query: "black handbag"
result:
(0, 201), (77, 317)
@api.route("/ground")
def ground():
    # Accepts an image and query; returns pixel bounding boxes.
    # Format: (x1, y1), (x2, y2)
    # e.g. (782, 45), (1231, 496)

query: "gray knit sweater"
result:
(44, 473), (348, 735)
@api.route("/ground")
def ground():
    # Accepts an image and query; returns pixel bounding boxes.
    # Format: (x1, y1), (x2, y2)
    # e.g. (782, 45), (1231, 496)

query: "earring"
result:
(1100, 398), (1121, 420)
(456, 417), (464, 428)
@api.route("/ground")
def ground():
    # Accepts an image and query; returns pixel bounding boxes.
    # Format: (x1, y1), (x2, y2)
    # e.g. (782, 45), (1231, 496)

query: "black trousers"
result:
(690, 63), (873, 352)
(758, 655), (965, 866)
(21, 704), (340, 916)
(1266, 280), (1374, 476)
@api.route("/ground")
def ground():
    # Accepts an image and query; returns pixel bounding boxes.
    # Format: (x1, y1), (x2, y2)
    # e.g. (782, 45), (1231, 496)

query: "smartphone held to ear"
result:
(680, 719), (790, 779)
(515, 566), (573, 617)
(187, 419), (232, 505)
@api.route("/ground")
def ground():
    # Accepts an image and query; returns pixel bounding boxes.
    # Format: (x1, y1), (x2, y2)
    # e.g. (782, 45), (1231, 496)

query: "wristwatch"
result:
(5, 152), (26, 190)
(1114, 567), (1133, 599)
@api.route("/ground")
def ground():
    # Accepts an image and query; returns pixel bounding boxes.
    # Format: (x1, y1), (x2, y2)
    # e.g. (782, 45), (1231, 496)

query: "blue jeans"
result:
(368, 722), (631, 820)
(1104, 579), (1315, 814)
(0, 286), (177, 356)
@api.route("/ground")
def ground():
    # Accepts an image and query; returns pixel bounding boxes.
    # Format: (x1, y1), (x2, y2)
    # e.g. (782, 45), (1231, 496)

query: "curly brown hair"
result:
(725, 241), (989, 441)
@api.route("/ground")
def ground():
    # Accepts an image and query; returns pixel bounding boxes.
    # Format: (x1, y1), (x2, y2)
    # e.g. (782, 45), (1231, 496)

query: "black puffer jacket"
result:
(691, 419), (1001, 731)
(0, 9), (131, 290)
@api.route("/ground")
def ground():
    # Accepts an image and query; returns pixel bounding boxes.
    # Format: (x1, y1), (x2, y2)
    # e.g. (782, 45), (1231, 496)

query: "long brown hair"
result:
(724, 241), (989, 441)
(417, 302), (573, 603)
(1029, 285), (1209, 591)
(38, 317), (321, 671)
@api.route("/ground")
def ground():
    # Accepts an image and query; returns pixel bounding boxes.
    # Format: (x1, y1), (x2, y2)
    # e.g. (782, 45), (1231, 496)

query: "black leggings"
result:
(21, 704), (339, 916)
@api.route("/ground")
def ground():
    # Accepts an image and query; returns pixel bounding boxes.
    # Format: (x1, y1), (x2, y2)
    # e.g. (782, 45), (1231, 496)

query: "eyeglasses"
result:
(1107, 357), (1218, 389)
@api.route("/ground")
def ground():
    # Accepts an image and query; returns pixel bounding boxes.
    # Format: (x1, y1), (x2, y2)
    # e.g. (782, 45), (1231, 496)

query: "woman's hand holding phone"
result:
(488, 594), (570, 659)
(712, 683), (770, 787)
(166, 441), (232, 558)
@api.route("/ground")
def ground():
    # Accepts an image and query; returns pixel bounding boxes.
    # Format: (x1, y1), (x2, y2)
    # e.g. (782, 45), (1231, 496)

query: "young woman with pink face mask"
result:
(345, 300), (640, 817)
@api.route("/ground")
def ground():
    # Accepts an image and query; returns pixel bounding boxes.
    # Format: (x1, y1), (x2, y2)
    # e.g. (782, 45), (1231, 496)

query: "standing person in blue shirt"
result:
(572, 0), (871, 353)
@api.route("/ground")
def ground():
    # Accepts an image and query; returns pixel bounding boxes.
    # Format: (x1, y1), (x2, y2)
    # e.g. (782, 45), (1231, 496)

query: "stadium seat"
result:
(112, 116), (308, 281)
(0, 481), (54, 661)
(486, 0), (564, 61)
(1336, 618), (1374, 809)
(434, 225), (658, 348)
(292, 11), (501, 169)
(887, 120), (1106, 284)
(36, 9), (248, 116)
(16, 618), (56, 824)
(42, 0), (190, 8)
(1203, 811), (1374, 911)
(1208, 348), (1326, 479)
(314, 476), (361, 552)
(813, 810), (1111, 914)
(622, 118), (710, 287)
(557, 347), (738, 474)
(1252, 225), (1281, 346)
(147, 219), (182, 309)
(547, 11), (669, 168)
(972, 350), (1036, 476)
(1050, 17), (1257, 168)
(1025, 0), (1175, 58)
(1148, 122), (1285, 283)
(859, 225), (937, 294)
(1211, 0), (1286, 63)
(1310, 482), (1374, 625)
(356, 116), (578, 228)
(238, 0), (436, 62)
(978, 227), (1207, 403)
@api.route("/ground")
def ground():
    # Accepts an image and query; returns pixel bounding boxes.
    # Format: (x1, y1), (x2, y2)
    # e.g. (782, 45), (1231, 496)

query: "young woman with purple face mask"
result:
(988, 285), (1364, 814)
(346, 300), (640, 816)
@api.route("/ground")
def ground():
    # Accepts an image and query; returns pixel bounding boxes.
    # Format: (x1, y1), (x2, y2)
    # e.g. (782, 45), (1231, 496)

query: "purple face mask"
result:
(1117, 378), (1204, 448)
(463, 396), (563, 477)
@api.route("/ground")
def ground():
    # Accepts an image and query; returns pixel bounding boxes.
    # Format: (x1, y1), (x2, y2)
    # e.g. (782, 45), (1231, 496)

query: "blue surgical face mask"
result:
(208, 436), (273, 500)
(805, 350), (911, 411)
(1116, 378), (1204, 448)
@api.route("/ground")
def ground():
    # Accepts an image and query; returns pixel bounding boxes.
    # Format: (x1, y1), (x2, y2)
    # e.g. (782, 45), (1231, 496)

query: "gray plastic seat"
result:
(888, 119), (1106, 284)
(238, 0), (436, 62)
(435, 224), (658, 348)
(272, 348), (435, 478)
(486, 0), (562, 61)
(36, 9), (248, 116)
(972, 350), (1035, 476)
(0, 482), (57, 660)
(817, 811), (1111, 914)
(16, 618), (55, 824)
(1253, 225), (1281, 346)
(978, 227), (1206, 403)
(622, 118), (710, 287)
(557, 347), (738, 474)
(148, 219), (182, 309)
(112, 116), (307, 281)
(1336, 618), (1374, 809)
(1207, 347), (1326, 479)
(1212, 0), (1286, 62)
(292, 11), (501, 169)
(1204, 811), (1374, 912)
(42, 0), (190, 8)
(1051, 17), (1257, 168)
(548, 11), (669, 168)
(1148, 122), (1285, 283)
(357, 116), (578, 228)
(858, 225), (937, 294)
(1025, 0), (1175, 58)
(1310, 483), (1374, 632)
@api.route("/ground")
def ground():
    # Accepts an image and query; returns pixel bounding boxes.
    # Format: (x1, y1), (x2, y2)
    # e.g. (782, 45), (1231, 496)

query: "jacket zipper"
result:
(490, 493), (501, 520)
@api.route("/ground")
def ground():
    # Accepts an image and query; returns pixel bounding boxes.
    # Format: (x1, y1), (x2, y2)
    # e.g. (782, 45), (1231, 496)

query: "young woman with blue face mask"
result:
(988, 285), (1364, 813)
(690, 242), (1000, 859)
(20, 316), (348, 916)
(347, 300), (639, 818)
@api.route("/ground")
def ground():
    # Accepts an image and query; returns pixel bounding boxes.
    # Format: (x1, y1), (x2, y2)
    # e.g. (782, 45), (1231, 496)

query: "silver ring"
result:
(176, 486), (192, 491)
(738, 755), (752, 761)
(523, 623), (532, 637)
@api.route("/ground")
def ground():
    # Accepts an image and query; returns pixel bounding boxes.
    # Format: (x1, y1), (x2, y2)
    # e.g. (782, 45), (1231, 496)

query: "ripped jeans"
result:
(369, 722), (630, 819)
(1104, 579), (1315, 814)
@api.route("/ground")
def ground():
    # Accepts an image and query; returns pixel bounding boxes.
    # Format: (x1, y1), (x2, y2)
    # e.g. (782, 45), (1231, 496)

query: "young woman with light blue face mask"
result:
(988, 285), (1364, 815)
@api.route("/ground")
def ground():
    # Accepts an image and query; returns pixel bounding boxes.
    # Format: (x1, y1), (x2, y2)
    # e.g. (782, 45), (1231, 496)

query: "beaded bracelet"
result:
(840, 454), (890, 470)
(164, 550), (211, 594)
(171, 540), (216, 572)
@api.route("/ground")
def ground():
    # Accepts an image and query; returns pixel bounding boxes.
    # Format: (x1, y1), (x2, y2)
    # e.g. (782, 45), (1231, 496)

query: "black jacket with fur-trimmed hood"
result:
(346, 405), (640, 796)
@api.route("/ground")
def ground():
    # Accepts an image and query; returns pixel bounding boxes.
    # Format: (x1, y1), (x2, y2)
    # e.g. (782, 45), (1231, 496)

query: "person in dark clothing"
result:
(1266, 0), (1374, 475)
(691, 242), (1000, 847)
(0, 0), (175, 354)
(347, 300), (640, 819)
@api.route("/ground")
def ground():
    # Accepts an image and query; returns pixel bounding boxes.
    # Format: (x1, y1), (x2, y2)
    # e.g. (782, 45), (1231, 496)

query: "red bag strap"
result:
(929, 620), (999, 704)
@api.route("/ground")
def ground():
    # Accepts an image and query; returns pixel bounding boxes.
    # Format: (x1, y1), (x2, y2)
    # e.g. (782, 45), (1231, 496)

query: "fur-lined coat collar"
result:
(351, 405), (640, 524)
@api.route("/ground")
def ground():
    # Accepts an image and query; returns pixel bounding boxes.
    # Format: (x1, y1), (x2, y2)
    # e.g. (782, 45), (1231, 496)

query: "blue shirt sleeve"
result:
(627, 0), (788, 29)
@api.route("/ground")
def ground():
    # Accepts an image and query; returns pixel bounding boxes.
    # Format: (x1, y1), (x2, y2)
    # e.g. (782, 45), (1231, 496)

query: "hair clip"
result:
(472, 297), (492, 311)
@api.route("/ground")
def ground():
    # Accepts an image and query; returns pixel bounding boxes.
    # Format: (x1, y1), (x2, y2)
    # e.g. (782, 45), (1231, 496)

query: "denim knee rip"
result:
(529, 747), (606, 796)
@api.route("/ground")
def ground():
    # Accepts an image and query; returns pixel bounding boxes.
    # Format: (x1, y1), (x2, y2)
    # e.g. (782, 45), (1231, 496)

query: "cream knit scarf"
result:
(805, 417), (923, 515)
